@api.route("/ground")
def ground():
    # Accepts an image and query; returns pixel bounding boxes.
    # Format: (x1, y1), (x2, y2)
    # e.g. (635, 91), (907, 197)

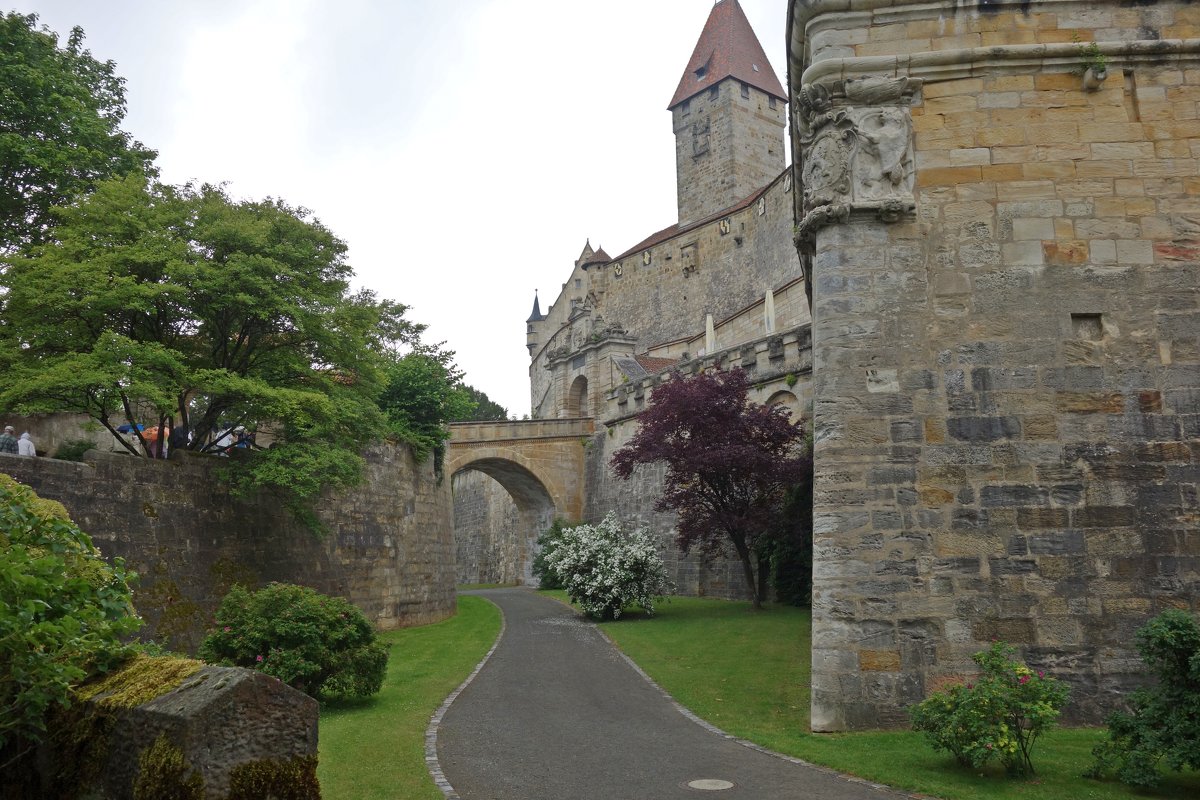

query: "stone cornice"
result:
(802, 38), (1200, 87)
(789, 0), (1200, 87)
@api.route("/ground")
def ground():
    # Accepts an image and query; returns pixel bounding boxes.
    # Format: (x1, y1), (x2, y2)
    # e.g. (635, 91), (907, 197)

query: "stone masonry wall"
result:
(792, 0), (1200, 730)
(674, 79), (787, 227)
(0, 443), (456, 651)
(586, 324), (815, 601)
(530, 170), (806, 419)
(452, 468), (522, 585)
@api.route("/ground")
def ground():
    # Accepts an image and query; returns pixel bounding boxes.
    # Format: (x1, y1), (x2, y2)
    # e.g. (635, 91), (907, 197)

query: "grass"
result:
(317, 595), (502, 800)
(555, 593), (1200, 800)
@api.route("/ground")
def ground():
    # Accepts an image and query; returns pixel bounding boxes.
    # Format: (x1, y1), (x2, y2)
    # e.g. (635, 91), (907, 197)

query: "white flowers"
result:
(543, 513), (674, 620)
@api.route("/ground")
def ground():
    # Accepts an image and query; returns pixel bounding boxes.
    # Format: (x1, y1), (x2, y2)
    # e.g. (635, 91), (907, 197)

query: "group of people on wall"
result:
(0, 421), (258, 459)
(0, 425), (36, 457)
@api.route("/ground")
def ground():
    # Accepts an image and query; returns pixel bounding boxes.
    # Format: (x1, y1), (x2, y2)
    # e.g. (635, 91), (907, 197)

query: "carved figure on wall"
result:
(794, 75), (919, 245)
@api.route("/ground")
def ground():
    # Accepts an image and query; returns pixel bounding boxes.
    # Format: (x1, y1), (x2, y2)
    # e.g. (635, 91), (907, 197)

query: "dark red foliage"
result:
(610, 369), (810, 605)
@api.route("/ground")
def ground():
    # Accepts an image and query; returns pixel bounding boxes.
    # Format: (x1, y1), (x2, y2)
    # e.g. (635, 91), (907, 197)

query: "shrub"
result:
(910, 641), (1069, 776)
(1087, 609), (1200, 788)
(544, 512), (673, 620)
(0, 475), (141, 756)
(199, 583), (387, 699)
(532, 518), (577, 590)
(54, 438), (96, 461)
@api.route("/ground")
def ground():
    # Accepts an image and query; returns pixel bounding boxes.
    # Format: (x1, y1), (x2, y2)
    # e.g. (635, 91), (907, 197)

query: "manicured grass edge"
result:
(423, 595), (507, 796)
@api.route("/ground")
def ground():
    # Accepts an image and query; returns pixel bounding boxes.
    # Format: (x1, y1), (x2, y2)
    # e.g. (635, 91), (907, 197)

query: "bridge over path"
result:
(446, 418), (594, 583)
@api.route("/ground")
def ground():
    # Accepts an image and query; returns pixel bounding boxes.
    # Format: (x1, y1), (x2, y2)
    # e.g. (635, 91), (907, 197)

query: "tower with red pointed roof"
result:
(669, 0), (787, 227)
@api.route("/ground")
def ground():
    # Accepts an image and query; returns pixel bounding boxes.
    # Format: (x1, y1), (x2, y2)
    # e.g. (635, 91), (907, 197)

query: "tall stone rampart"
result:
(789, 0), (1200, 730)
(452, 469), (521, 585)
(0, 443), (456, 650)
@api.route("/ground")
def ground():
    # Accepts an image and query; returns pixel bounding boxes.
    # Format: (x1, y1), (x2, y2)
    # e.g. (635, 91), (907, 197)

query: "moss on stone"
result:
(48, 655), (204, 798)
(132, 734), (204, 800)
(76, 653), (203, 708)
(227, 754), (321, 800)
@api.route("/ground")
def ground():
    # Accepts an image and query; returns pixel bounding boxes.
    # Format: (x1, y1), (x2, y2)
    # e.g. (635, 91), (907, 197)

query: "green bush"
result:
(910, 641), (1070, 776)
(532, 519), (577, 590)
(199, 583), (387, 699)
(0, 475), (141, 755)
(53, 438), (96, 461)
(1087, 609), (1200, 788)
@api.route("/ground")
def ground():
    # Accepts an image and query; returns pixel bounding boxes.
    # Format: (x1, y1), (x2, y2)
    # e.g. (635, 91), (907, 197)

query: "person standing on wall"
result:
(0, 426), (18, 454)
(17, 432), (36, 457)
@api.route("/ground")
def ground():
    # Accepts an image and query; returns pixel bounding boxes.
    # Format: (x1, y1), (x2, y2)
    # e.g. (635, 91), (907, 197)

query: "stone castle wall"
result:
(0, 443), (456, 651)
(586, 324), (815, 600)
(791, 0), (1200, 730)
(452, 468), (522, 585)
(530, 170), (808, 419)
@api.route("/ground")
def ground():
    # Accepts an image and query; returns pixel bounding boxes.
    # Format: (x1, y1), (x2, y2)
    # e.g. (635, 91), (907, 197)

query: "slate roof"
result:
(527, 292), (545, 323)
(668, 0), (786, 110)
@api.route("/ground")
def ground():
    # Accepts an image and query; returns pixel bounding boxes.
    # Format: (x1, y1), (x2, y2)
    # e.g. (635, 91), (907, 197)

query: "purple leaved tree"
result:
(611, 368), (811, 609)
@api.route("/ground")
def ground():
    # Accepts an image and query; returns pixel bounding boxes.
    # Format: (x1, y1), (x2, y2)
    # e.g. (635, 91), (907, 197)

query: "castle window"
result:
(570, 355), (585, 371)
(681, 99), (690, 115)
(575, 278), (581, 289)
(709, 86), (718, 100)
(694, 65), (707, 80)
(740, 82), (749, 99)
(769, 96), (777, 109)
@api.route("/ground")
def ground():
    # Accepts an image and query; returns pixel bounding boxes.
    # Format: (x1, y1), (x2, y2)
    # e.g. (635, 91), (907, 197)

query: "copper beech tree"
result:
(611, 368), (811, 609)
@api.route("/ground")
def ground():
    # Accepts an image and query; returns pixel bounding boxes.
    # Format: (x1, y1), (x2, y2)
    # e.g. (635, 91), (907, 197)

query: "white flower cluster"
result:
(544, 512), (674, 620)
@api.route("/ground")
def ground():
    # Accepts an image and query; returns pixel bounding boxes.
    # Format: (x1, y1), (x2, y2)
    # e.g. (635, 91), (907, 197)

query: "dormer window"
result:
(695, 64), (707, 80)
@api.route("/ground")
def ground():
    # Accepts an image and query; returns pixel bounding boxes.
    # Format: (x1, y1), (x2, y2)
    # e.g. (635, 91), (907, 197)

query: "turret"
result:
(526, 291), (545, 356)
(668, 0), (787, 227)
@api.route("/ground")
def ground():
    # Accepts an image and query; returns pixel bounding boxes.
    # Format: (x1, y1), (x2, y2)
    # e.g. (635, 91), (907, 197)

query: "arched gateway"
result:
(446, 419), (593, 584)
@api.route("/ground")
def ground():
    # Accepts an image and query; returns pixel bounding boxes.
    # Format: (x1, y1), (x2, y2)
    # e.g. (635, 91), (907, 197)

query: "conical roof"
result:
(527, 292), (545, 323)
(667, 0), (786, 110)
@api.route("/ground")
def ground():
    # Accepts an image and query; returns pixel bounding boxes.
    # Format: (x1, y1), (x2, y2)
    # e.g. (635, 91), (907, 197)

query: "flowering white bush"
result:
(544, 512), (674, 620)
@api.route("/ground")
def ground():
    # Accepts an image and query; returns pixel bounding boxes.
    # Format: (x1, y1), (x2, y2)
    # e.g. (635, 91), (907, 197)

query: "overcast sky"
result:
(16, 0), (789, 416)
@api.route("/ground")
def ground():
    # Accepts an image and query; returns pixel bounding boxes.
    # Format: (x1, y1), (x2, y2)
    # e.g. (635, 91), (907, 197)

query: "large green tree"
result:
(0, 173), (415, 524)
(0, 13), (156, 251)
(378, 346), (477, 476)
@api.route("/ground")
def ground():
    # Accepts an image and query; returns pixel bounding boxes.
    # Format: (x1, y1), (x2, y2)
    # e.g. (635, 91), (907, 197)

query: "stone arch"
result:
(766, 389), (801, 420)
(567, 375), (589, 417)
(450, 455), (558, 586)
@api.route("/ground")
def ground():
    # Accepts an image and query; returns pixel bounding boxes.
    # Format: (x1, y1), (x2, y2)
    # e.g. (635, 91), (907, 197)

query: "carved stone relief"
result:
(794, 75), (920, 245)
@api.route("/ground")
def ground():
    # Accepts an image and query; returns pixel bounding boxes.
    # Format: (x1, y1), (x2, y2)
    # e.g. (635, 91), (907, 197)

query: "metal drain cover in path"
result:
(686, 778), (735, 791)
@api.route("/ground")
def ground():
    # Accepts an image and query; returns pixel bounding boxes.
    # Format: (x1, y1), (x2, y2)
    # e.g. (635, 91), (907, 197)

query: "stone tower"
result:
(787, 0), (1200, 731)
(669, 0), (787, 227)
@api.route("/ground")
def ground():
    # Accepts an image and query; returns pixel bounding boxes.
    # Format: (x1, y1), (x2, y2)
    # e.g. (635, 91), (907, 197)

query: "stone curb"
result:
(424, 595), (507, 800)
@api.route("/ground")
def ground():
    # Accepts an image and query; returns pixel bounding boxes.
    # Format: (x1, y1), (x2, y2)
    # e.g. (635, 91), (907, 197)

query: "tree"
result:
(0, 174), (415, 526)
(0, 13), (156, 252)
(610, 369), (810, 609)
(452, 385), (509, 421)
(378, 345), (476, 477)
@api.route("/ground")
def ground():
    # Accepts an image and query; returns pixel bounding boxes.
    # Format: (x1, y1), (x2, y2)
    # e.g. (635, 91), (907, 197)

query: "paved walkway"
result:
(434, 588), (906, 800)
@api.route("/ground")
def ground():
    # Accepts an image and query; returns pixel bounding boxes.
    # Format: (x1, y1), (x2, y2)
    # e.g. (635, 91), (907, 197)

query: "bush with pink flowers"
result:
(909, 641), (1069, 776)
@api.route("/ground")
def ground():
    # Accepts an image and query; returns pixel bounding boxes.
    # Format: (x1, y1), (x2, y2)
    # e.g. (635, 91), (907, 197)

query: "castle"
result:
(457, 0), (1200, 732)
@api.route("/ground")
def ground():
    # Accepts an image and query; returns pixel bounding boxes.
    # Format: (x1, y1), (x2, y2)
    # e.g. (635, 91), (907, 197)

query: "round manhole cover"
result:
(686, 778), (735, 791)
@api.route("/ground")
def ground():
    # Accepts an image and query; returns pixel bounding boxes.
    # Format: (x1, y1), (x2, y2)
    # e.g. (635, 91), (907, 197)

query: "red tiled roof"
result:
(635, 355), (679, 374)
(668, 0), (786, 110)
(581, 246), (611, 267)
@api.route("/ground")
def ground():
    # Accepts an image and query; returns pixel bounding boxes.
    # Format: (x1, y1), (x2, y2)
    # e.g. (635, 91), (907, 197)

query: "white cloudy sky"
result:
(17, 0), (789, 416)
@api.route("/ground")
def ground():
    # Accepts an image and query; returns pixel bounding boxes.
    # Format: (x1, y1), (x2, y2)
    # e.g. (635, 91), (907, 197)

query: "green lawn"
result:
(317, 595), (502, 800)
(565, 594), (1200, 800)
